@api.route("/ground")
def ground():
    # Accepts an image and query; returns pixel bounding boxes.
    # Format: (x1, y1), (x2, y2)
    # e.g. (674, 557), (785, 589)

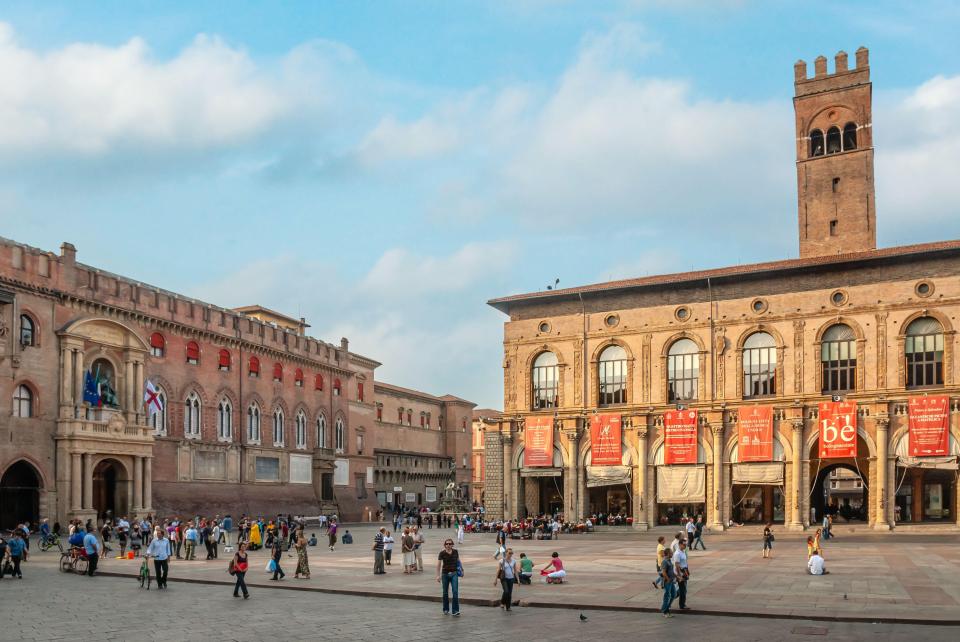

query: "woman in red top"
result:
(540, 551), (566, 584)
(232, 542), (250, 598)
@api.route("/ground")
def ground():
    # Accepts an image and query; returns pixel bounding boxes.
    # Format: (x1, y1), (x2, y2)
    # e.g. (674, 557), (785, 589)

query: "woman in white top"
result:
(495, 548), (520, 611)
(457, 522), (465, 544)
(383, 530), (395, 566)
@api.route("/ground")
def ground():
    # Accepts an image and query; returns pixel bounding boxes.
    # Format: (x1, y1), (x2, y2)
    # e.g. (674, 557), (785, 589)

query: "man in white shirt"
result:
(808, 552), (828, 575)
(671, 540), (691, 609)
(684, 519), (696, 548)
(670, 532), (683, 553)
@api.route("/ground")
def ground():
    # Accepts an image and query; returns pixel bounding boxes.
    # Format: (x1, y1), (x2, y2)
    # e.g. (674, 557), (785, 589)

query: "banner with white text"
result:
(664, 409), (699, 465)
(818, 401), (857, 459)
(524, 416), (554, 467)
(590, 413), (623, 466)
(909, 395), (950, 457)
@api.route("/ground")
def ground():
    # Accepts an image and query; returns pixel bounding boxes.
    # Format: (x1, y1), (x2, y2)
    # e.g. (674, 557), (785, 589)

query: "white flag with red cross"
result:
(144, 379), (163, 417)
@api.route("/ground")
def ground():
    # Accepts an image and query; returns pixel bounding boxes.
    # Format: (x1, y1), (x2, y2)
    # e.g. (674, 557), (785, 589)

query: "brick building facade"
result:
(482, 48), (960, 531)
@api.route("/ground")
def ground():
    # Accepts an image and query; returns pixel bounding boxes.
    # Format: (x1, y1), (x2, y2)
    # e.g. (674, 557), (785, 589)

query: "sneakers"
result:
(662, 613), (673, 618)
(452, 612), (461, 617)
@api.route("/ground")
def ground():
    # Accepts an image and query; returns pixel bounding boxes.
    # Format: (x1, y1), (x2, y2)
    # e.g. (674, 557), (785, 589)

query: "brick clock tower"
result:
(794, 47), (876, 258)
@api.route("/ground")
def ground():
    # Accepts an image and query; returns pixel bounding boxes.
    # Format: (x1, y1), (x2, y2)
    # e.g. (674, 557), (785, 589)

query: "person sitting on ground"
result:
(540, 551), (566, 584)
(808, 550), (827, 575)
(518, 552), (534, 584)
(308, 534), (317, 546)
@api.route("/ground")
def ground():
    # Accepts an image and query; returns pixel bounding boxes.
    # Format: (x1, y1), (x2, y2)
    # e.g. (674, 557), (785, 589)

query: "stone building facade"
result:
(0, 239), (474, 527)
(483, 47), (960, 531)
(471, 409), (502, 505)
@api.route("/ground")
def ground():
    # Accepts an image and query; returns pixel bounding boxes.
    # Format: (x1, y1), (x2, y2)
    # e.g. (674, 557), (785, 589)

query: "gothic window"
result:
(13, 384), (33, 418)
(184, 391), (201, 437)
(273, 408), (285, 446)
(821, 324), (856, 394)
(217, 399), (233, 441)
(668, 338), (699, 402)
(598, 345), (627, 406)
(248, 356), (260, 378)
(809, 129), (824, 157)
(218, 349), (231, 372)
(826, 126), (841, 154)
(149, 387), (168, 435)
(150, 332), (165, 358)
(247, 403), (261, 443)
(842, 122), (857, 151)
(905, 317), (944, 389)
(335, 417), (345, 453)
(531, 351), (559, 410)
(316, 414), (326, 449)
(19, 315), (35, 347)
(186, 341), (200, 365)
(295, 410), (307, 449)
(742, 332), (777, 398)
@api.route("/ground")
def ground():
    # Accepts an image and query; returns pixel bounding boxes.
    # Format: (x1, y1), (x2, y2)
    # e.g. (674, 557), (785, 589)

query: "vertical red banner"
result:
(909, 395), (950, 456)
(664, 409), (698, 465)
(590, 413), (622, 466)
(738, 406), (774, 462)
(818, 401), (858, 459)
(524, 416), (554, 467)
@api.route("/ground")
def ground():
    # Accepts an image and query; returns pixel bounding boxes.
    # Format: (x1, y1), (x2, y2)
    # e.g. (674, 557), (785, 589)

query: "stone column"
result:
(502, 433), (514, 519)
(912, 471), (924, 522)
(569, 428), (581, 521)
(73, 349), (85, 416)
(144, 457), (153, 512)
(710, 423), (724, 529)
(60, 346), (73, 410)
(125, 359), (135, 420)
(134, 361), (145, 422)
(71, 453), (82, 511)
(874, 415), (890, 529)
(789, 419), (804, 529)
(134, 456), (144, 512)
(634, 426), (649, 530)
(82, 453), (93, 510)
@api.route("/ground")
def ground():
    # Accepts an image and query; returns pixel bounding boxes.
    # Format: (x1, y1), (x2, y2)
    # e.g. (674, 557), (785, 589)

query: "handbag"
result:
(456, 559), (464, 578)
(228, 560), (236, 576)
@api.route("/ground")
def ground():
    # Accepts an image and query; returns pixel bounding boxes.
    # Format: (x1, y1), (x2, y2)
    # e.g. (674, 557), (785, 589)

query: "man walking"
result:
(413, 526), (425, 572)
(659, 542), (677, 618)
(145, 528), (171, 589)
(184, 522), (198, 560)
(672, 540), (691, 610)
(692, 517), (706, 550)
(270, 536), (285, 580)
(372, 527), (386, 575)
(436, 538), (462, 616)
(83, 526), (102, 577)
(6, 530), (26, 578)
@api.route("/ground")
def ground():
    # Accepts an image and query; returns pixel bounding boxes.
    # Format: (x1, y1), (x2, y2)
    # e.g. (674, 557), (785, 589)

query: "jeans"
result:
(374, 550), (385, 574)
(154, 559), (169, 588)
(234, 571), (248, 596)
(661, 581), (677, 613)
(677, 579), (687, 608)
(693, 535), (706, 550)
(184, 542), (195, 560)
(175, 541), (182, 558)
(10, 555), (23, 578)
(441, 571), (460, 614)
(500, 577), (516, 609)
(87, 552), (99, 576)
(272, 558), (285, 580)
(415, 548), (423, 571)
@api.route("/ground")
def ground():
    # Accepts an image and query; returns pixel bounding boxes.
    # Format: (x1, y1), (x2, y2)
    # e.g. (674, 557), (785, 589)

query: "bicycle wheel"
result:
(74, 558), (88, 575)
(59, 554), (72, 573)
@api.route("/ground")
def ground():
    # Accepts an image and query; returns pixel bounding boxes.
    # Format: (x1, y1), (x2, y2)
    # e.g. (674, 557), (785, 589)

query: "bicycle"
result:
(138, 556), (151, 589)
(59, 547), (89, 575)
(39, 534), (62, 552)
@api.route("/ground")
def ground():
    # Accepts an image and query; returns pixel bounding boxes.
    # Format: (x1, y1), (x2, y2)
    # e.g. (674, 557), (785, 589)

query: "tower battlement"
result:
(794, 47), (869, 97)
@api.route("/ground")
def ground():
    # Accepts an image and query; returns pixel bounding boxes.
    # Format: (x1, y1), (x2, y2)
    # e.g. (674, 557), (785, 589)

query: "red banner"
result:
(664, 409), (698, 465)
(909, 395), (950, 456)
(590, 414), (622, 466)
(818, 401), (857, 459)
(524, 416), (554, 467)
(738, 406), (774, 462)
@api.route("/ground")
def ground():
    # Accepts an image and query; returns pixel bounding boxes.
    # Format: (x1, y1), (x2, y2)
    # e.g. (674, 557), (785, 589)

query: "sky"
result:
(2, 1), (960, 409)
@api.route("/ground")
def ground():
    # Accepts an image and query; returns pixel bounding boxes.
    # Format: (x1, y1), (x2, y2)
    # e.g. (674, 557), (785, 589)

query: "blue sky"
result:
(2, 1), (959, 408)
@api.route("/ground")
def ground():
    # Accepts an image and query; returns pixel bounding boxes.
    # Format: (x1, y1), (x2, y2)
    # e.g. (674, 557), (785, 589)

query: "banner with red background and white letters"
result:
(590, 413), (622, 466)
(524, 416), (554, 467)
(818, 401), (858, 459)
(909, 395), (950, 457)
(738, 406), (774, 462)
(664, 409), (699, 465)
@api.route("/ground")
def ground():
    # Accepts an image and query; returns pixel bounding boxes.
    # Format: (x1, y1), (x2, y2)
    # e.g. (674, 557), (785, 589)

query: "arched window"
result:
(316, 414), (326, 449)
(247, 403), (261, 443)
(743, 332), (777, 398)
(826, 126), (841, 154)
(821, 324), (856, 393)
(248, 356), (260, 378)
(315, 374), (324, 391)
(273, 408), (285, 446)
(150, 332), (165, 358)
(335, 417), (345, 453)
(294, 368), (304, 387)
(13, 384), (33, 418)
(184, 391), (201, 437)
(272, 363), (283, 383)
(842, 122), (857, 151)
(186, 341), (200, 365)
(406, 410), (412, 425)
(598, 345), (627, 406)
(217, 399), (233, 441)
(905, 317), (944, 388)
(809, 129), (824, 157)
(19, 315), (35, 347)
(668, 339), (700, 402)
(218, 349), (231, 372)
(531, 351), (559, 410)
(333, 379), (342, 396)
(295, 411), (307, 449)
(149, 387), (168, 435)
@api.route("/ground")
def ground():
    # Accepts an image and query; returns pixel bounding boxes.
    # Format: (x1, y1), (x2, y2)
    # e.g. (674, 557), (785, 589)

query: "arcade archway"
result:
(0, 460), (42, 529)
(93, 458), (130, 521)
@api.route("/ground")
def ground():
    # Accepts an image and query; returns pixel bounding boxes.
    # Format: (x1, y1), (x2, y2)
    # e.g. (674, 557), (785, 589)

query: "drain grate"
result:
(791, 626), (829, 636)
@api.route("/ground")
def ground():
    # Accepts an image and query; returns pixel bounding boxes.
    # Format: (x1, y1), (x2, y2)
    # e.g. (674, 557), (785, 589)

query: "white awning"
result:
(656, 465), (705, 503)
(896, 456), (959, 471)
(586, 465), (632, 488)
(732, 462), (784, 484)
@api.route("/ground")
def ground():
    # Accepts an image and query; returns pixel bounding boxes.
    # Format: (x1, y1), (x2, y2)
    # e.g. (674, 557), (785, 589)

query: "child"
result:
(308, 533), (317, 546)
(518, 552), (533, 584)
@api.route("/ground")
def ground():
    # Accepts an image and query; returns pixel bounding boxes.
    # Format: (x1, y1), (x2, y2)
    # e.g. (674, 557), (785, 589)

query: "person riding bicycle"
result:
(40, 519), (52, 547)
(68, 528), (85, 550)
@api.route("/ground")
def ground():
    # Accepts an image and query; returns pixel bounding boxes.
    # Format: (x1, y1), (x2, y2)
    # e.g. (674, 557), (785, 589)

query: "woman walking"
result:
(231, 542), (250, 598)
(294, 530), (310, 579)
(496, 548), (519, 611)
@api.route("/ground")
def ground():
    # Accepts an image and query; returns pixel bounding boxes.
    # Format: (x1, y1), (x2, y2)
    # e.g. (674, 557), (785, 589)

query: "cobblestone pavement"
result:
(2, 564), (954, 641)
(19, 523), (960, 624)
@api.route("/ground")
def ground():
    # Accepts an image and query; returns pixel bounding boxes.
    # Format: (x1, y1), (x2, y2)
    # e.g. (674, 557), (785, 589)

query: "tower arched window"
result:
(531, 351), (559, 410)
(13, 384), (33, 418)
(742, 332), (777, 398)
(218, 349), (231, 372)
(598, 345), (627, 406)
(19, 315), (35, 347)
(821, 324), (856, 393)
(842, 122), (857, 151)
(273, 408), (285, 446)
(905, 317), (944, 388)
(295, 410), (307, 449)
(217, 399), (233, 441)
(184, 391), (201, 437)
(149, 387), (168, 435)
(809, 129), (824, 157)
(248, 356), (260, 378)
(668, 339), (700, 402)
(316, 414), (326, 449)
(826, 126), (841, 154)
(149, 332), (165, 358)
(335, 417), (345, 453)
(247, 403), (261, 443)
(186, 341), (200, 365)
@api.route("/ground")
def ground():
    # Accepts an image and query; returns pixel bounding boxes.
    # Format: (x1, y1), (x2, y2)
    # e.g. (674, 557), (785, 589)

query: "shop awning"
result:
(896, 456), (959, 470)
(586, 465), (632, 488)
(656, 465), (705, 503)
(732, 462), (784, 485)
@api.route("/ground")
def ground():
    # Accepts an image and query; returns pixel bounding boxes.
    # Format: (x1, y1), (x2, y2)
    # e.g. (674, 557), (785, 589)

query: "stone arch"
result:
(813, 317), (867, 393)
(803, 104), (863, 138)
(60, 317), (150, 352)
(591, 338), (634, 362)
(524, 344), (567, 410)
(270, 397), (291, 416)
(18, 307), (41, 346)
(591, 339), (634, 407)
(180, 381), (210, 406)
(659, 331), (709, 403)
(659, 331), (707, 357)
(804, 425), (878, 460)
(814, 317), (866, 343)
(11, 378), (40, 417)
(292, 402), (312, 424)
(895, 309), (955, 387)
(245, 392), (266, 411)
(896, 308), (954, 337)
(735, 324), (787, 399)
(215, 386), (239, 408)
(0, 455), (49, 489)
(736, 324), (786, 351)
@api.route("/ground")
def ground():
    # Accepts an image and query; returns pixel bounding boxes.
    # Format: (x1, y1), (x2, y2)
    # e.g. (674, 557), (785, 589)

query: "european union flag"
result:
(83, 370), (100, 406)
